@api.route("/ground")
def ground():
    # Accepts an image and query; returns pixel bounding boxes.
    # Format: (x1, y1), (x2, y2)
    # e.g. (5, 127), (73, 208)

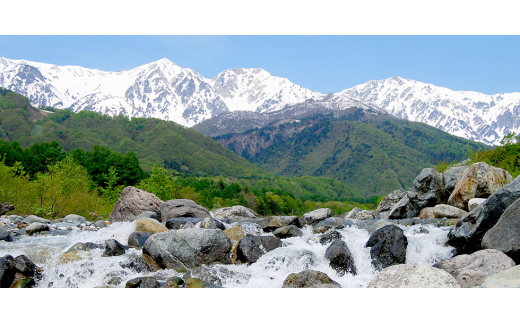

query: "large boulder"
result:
(273, 225), (303, 239)
(282, 270), (341, 288)
(447, 175), (520, 255)
(387, 195), (411, 219)
(160, 199), (210, 222)
(407, 168), (444, 217)
(0, 203), (15, 216)
(257, 216), (301, 231)
(325, 240), (356, 276)
(0, 257), (15, 288)
(109, 186), (163, 223)
(211, 205), (258, 220)
(142, 228), (232, 271)
(443, 166), (468, 193)
(313, 217), (350, 234)
(237, 234), (283, 263)
(433, 249), (515, 288)
(480, 265), (520, 288)
(165, 217), (203, 230)
(448, 162), (513, 211)
(374, 189), (408, 219)
(433, 204), (468, 219)
(482, 198), (520, 263)
(368, 264), (461, 288)
(134, 218), (169, 234)
(300, 208), (332, 226)
(365, 224), (408, 271)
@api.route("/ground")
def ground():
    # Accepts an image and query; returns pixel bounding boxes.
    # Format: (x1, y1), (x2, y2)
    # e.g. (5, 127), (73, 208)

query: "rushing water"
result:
(0, 221), (454, 288)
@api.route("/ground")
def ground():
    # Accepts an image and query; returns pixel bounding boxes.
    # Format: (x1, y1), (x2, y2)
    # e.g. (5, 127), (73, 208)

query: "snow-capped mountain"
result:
(211, 68), (319, 113)
(341, 76), (520, 145)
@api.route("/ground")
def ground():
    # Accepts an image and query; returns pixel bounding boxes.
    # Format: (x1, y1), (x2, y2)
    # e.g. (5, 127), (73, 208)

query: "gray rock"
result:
(273, 225), (303, 239)
(55, 222), (76, 230)
(282, 270), (341, 288)
(368, 264), (461, 288)
(300, 208), (332, 226)
(374, 189), (408, 218)
(237, 234), (283, 263)
(165, 217), (204, 230)
(160, 199), (210, 222)
(0, 257), (15, 288)
(433, 249), (515, 288)
(407, 168), (444, 217)
(66, 242), (95, 253)
(0, 203), (15, 216)
(433, 204), (468, 219)
(480, 265), (520, 287)
(354, 210), (375, 220)
(211, 205), (259, 219)
(7, 215), (24, 224)
(325, 240), (356, 276)
(103, 239), (127, 257)
(313, 217), (350, 234)
(342, 207), (362, 219)
(182, 265), (223, 287)
(109, 186), (163, 223)
(127, 231), (152, 249)
(200, 217), (226, 230)
(63, 214), (87, 224)
(319, 230), (343, 245)
(447, 175), (520, 255)
(468, 198), (486, 211)
(387, 195), (410, 219)
(125, 276), (159, 288)
(443, 166), (468, 192)
(26, 222), (50, 236)
(143, 228), (232, 270)
(23, 215), (52, 224)
(119, 254), (150, 273)
(12, 255), (38, 278)
(482, 198), (520, 263)
(135, 211), (158, 221)
(94, 220), (107, 228)
(0, 227), (13, 242)
(419, 207), (435, 219)
(365, 224), (408, 271)
(257, 216), (301, 231)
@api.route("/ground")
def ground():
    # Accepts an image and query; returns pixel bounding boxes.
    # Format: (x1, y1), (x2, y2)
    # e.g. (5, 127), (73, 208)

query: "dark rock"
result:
(374, 189), (408, 219)
(300, 208), (332, 226)
(86, 242), (103, 250)
(407, 168), (444, 217)
(140, 277), (160, 288)
(447, 175), (520, 255)
(325, 240), (357, 276)
(482, 198), (520, 263)
(94, 220), (107, 228)
(0, 203), (15, 216)
(160, 199), (210, 222)
(282, 270), (341, 288)
(319, 230), (343, 245)
(200, 217), (226, 230)
(103, 239), (127, 257)
(127, 231), (152, 249)
(443, 166), (468, 193)
(0, 256), (15, 288)
(0, 227), (13, 242)
(109, 186), (163, 223)
(387, 195), (410, 219)
(12, 255), (38, 277)
(165, 276), (184, 286)
(165, 217), (203, 230)
(125, 276), (158, 288)
(237, 234), (283, 263)
(273, 225), (303, 239)
(257, 216), (301, 231)
(365, 224), (408, 271)
(120, 254), (150, 273)
(313, 217), (350, 234)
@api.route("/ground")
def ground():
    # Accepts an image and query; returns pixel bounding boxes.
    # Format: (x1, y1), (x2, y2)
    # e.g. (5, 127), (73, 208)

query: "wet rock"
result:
(200, 217), (226, 230)
(443, 166), (468, 193)
(23, 215), (52, 225)
(447, 175), (520, 255)
(480, 265), (520, 287)
(103, 239), (127, 257)
(141, 254), (161, 272)
(109, 186), (163, 223)
(66, 242), (93, 253)
(368, 264), (461, 288)
(387, 195), (410, 219)
(0, 227), (13, 242)
(127, 231), (152, 249)
(433, 249), (515, 288)
(468, 198), (486, 211)
(325, 240), (356, 276)
(407, 168), (444, 217)
(162, 281), (179, 288)
(433, 204), (468, 219)
(160, 199), (210, 222)
(125, 276), (158, 288)
(224, 226), (247, 242)
(482, 198), (520, 263)
(257, 216), (301, 231)
(448, 162), (513, 211)
(273, 225), (303, 239)
(0, 203), (15, 216)
(120, 254), (150, 273)
(135, 211), (158, 221)
(182, 265), (223, 287)
(63, 214), (87, 224)
(313, 217), (350, 234)
(0, 256), (16, 288)
(300, 208), (332, 226)
(12, 255), (38, 278)
(165, 217), (203, 230)
(237, 234), (283, 263)
(319, 230), (343, 245)
(374, 189), (408, 219)
(94, 220), (107, 228)
(162, 276), (183, 288)
(365, 224), (408, 271)
(134, 218), (169, 234)
(26, 223), (50, 236)
(143, 228), (232, 270)
(282, 270), (341, 288)
(211, 205), (259, 220)
(57, 251), (83, 264)
(184, 278), (220, 288)
(11, 274), (35, 288)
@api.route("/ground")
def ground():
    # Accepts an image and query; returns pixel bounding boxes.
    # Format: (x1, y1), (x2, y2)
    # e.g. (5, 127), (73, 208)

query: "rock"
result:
(433, 204), (468, 219)
(63, 214), (87, 224)
(141, 254), (161, 272)
(160, 199), (210, 222)
(94, 220), (107, 228)
(55, 222), (76, 230)
(419, 207), (435, 219)
(313, 217), (350, 234)
(66, 242), (94, 253)
(448, 162), (513, 211)
(0, 227), (13, 242)
(366, 220), (394, 234)
(200, 217), (226, 230)
(273, 225), (303, 239)
(480, 265), (520, 288)
(23, 215), (52, 224)
(143, 228), (232, 270)
(127, 231), (152, 249)
(237, 234), (283, 263)
(354, 210), (375, 221)
(368, 264), (461, 288)
(11, 274), (35, 288)
(184, 278), (220, 288)
(0, 257), (15, 288)
(134, 218), (169, 234)
(135, 211), (158, 221)
(407, 168), (444, 217)
(125, 276), (159, 288)
(447, 175), (520, 255)
(162, 281), (179, 288)
(119, 254), (150, 273)
(57, 251), (83, 264)
(319, 230), (343, 245)
(12, 255), (39, 278)
(433, 249), (515, 288)
(342, 207), (362, 219)
(387, 195), (410, 219)
(7, 215), (24, 224)
(300, 208), (332, 226)
(482, 198), (520, 263)
(468, 198), (486, 211)
(103, 239), (127, 257)
(374, 189), (408, 219)
(365, 224), (408, 271)
(0, 203), (15, 216)
(325, 240), (356, 276)
(26, 223), (50, 236)
(282, 270), (341, 288)
(443, 166), (468, 193)
(257, 216), (301, 231)
(182, 265), (223, 287)
(211, 205), (259, 219)
(165, 217), (203, 230)
(109, 186), (163, 223)
(224, 226), (248, 242)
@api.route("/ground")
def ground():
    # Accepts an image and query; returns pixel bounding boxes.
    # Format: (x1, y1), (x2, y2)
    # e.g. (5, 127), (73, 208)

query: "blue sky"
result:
(1, 36), (518, 95)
